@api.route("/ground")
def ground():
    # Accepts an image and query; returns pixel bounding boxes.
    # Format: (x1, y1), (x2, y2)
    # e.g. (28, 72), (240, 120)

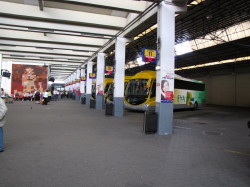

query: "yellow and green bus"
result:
(124, 70), (206, 111)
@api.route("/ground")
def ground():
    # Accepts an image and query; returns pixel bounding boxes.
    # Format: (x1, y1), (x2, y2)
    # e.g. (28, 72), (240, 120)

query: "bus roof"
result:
(104, 78), (113, 84)
(130, 70), (204, 84)
(131, 70), (156, 79)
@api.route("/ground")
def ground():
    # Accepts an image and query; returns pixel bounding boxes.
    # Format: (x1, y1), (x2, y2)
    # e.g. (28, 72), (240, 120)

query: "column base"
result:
(156, 102), (173, 135)
(114, 97), (124, 117)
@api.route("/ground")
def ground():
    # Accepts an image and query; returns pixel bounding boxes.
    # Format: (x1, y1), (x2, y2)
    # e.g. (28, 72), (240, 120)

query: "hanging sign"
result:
(105, 66), (113, 74)
(142, 48), (157, 63)
(80, 76), (86, 81)
(89, 73), (96, 79)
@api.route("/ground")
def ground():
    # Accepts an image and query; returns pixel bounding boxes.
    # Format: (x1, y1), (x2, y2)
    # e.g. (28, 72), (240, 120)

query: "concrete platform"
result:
(0, 100), (249, 187)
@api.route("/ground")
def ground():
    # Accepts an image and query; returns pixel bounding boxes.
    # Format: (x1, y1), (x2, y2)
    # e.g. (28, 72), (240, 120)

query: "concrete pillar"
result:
(113, 37), (131, 117)
(86, 61), (93, 105)
(64, 78), (67, 91)
(75, 69), (80, 100)
(156, 1), (186, 135)
(96, 53), (105, 109)
(0, 54), (2, 88)
(69, 74), (73, 92)
(65, 77), (69, 91)
(80, 67), (86, 98)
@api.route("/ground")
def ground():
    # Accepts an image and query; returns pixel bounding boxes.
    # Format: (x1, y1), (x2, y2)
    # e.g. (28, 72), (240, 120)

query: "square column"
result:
(114, 37), (130, 117)
(69, 75), (73, 92)
(80, 67), (86, 97)
(96, 53), (105, 109)
(156, 1), (186, 135)
(0, 54), (2, 88)
(76, 69), (81, 100)
(86, 61), (93, 105)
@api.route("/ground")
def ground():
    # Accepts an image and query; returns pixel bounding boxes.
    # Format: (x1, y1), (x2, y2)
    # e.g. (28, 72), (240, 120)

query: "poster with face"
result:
(161, 73), (174, 103)
(11, 64), (48, 96)
(96, 83), (103, 95)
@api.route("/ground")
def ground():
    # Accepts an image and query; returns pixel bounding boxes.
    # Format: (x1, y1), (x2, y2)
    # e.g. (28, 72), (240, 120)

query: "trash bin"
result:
(105, 103), (113, 115)
(81, 97), (86, 104)
(143, 111), (157, 134)
(90, 99), (96, 108)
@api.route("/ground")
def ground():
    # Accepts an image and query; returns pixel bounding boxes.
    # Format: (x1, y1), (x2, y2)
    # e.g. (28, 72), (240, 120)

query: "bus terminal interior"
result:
(0, 0), (249, 186)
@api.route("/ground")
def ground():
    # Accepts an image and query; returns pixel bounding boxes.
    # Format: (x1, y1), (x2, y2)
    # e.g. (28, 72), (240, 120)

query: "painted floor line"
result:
(224, 149), (250, 156)
(174, 126), (191, 130)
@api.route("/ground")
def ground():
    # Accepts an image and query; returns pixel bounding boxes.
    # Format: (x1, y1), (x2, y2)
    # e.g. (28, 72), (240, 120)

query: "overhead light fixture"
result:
(40, 57), (54, 59)
(67, 59), (82, 61)
(0, 44), (17, 47)
(35, 47), (54, 50)
(206, 14), (213, 20)
(155, 65), (161, 71)
(10, 55), (25, 57)
(81, 33), (112, 39)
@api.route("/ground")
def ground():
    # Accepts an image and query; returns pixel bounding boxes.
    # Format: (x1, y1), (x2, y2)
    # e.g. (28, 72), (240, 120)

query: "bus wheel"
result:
(193, 102), (198, 110)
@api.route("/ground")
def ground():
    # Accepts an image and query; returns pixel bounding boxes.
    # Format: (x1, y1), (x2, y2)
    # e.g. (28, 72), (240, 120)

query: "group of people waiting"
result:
(34, 89), (60, 105)
(13, 89), (60, 105)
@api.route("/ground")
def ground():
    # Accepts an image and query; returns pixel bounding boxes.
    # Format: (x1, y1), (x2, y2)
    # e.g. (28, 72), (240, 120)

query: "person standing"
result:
(34, 90), (41, 104)
(0, 97), (8, 152)
(42, 90), (49, 105)
(48, 90), (52, 102)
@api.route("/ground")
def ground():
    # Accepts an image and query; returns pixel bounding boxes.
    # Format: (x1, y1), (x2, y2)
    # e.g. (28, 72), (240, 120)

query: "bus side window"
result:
(150, 80), (156, 98)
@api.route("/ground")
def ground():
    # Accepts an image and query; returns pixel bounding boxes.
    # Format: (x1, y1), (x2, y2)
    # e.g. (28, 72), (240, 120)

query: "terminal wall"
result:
(184, 66), (250, 107)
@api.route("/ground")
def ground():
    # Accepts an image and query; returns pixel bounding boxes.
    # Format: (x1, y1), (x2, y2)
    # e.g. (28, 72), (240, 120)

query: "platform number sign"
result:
(142, 48), (157, 63)
(105, 66), (113, 74)
(89, 73), (96, 79)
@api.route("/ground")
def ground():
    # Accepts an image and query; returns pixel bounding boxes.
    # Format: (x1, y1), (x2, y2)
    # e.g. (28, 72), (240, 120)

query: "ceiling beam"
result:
(0, 40), (99, 52)
(0, 46), (92, 57)
(0, 1), (126, 29)
(0, 51), (88, 60)
(2, 57), (83, 66)
(0, 29), (106, 47)
(51, 0), (149, 13)
(0, 17), (118, 37)
(3, 58), (82, 66)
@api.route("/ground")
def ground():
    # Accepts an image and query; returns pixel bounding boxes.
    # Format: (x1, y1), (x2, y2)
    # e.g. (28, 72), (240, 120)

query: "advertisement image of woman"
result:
(161, 80), (169, 100)
(161, 79), (173, 102)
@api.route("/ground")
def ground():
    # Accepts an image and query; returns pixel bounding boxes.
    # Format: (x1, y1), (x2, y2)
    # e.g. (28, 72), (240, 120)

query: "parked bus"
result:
(106, 76), (132, 103)
(124, 70), (206, 111)
(91, 78), (113, 100)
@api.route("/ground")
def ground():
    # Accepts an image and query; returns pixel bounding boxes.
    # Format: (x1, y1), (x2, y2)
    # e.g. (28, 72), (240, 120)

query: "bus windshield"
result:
(125, 79), (149, 105)
(107, 83), (114, 101)
(91, 84), (96, 99)
(104, 83), (111, 94)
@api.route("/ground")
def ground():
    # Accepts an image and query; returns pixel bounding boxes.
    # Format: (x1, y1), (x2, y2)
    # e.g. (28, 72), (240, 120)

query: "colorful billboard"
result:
(11, 64), (48, 95)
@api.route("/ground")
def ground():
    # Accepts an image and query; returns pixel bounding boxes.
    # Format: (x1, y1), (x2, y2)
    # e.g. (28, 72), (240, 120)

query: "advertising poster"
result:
(96, 83), (103, 95)
(161, 73), (174, 103)
(11, 64), (48, 96)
